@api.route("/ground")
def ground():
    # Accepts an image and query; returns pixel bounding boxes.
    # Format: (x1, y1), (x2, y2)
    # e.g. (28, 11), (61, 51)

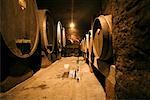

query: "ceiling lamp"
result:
(69, 0), (76, 29)
(70, 22), (75, 29)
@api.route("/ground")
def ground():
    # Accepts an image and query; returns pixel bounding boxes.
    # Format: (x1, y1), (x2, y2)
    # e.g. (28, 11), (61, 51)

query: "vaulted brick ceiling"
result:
(36, 0), (102, 38)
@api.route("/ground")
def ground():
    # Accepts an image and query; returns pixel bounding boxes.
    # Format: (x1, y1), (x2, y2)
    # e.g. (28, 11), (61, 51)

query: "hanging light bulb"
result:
(70, 22), (75, 28)
(69, 0), (76, 30)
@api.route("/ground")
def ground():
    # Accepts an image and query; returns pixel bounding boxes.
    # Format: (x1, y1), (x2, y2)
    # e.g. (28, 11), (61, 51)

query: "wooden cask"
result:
(92, 15), (112, 61)
(0, 0), (41, 81)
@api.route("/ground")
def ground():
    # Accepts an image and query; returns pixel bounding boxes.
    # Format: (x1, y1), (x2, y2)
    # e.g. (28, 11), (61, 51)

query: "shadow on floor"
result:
(89, 57), (114, 91)
(91, 64), (106, 90)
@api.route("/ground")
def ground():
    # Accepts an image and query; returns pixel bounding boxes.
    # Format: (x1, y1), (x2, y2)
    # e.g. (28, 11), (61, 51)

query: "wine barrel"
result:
(80, 38), (86, 53)
(56, 21), (63, 59)
(0, 0), (41, 81)
(92, 15), (112, 61)
(88, 30), (93, 64)
(38, 9), (56, 54)
(103, 15), (113, 60)
(38, 9), (56, 64)
(86, 34), (89, 51)
(62, 27), (66, 47)
(61, 27), (66, 56)
(85, 33), (90, 59)
(80, 38), (87, 59)
(57, 21), (63, 51)
(88, 30), (93, 55)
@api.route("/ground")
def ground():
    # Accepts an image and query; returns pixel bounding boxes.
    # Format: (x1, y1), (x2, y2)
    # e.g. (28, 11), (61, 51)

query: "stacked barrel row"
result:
(0, 0), (66, 92)
(80, 15), (115, 99)
(38, 10), (66, 67)
(80, 15), (113, 68)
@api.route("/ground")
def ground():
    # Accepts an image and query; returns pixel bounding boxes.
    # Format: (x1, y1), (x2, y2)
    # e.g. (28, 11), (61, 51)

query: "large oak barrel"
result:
(61, 27), (66, 56)
(80, 38), (87, 59)
(38, 9), (55, 54)
(0, 0), (41, 81)
(38, 9), (56, 65)
(85, 33), (90, 63)
(62, 27), (66, 47)
(103, 15), (113, 60)
(80, 38), (86, 53)
(56, 21), (63, 58)
(88, 30), (93, 55)
(88, 30), (93, 64)
(86, 34), (90, 50)
(92, 15), (112, 61)
(57, 21), (63, 51)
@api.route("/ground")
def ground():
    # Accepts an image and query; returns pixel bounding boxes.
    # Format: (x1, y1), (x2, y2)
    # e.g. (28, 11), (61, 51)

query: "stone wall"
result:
(102, 0), (150, 99)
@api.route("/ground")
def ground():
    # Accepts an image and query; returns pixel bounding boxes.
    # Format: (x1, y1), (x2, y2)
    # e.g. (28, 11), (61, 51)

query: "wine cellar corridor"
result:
(0, 0), (150, 99)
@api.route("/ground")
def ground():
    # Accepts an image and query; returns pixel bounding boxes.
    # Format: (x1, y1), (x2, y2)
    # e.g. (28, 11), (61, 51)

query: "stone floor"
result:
(0, 57), (106, 100)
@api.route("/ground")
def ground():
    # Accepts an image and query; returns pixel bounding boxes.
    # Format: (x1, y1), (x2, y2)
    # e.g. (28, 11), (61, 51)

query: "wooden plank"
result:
(0, 57), (106, 100)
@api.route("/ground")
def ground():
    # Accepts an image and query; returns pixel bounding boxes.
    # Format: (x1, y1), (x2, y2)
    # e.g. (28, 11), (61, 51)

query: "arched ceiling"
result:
(36, 0), (103, 39)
